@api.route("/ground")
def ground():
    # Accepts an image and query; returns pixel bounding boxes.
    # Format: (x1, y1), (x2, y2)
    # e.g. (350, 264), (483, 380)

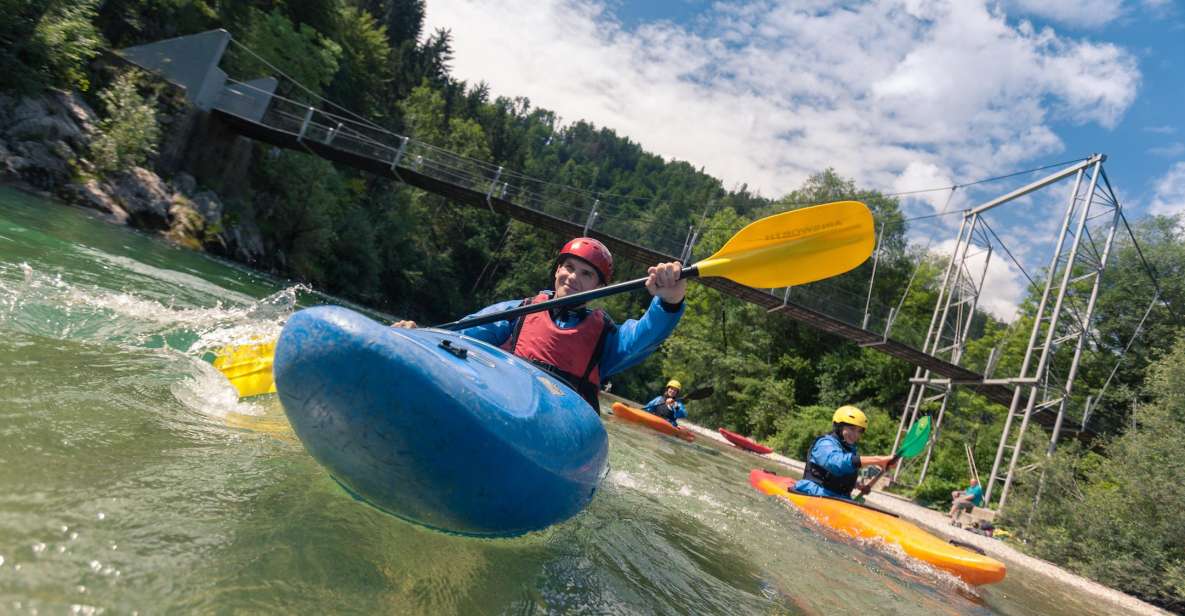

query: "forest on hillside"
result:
(4, 0), (1185, 610)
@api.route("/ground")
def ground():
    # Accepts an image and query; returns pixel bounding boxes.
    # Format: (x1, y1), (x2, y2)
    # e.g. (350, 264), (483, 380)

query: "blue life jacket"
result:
(800, 432), (859, 495)
(643, 395), (686, 425)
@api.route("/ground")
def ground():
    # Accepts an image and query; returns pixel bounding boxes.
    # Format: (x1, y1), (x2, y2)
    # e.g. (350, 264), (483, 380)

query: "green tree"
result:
(33, 0), (103, 91)
(95, 0), (217, 48)
(0, 0), (103, 93)
(250, 150), (347, 287)
(363, 0), (425, 48)
(324, 5), (393, 120)
(226, 8), (342, 99)
(382, 83), (501, 321)
(89, 70), (161, 175)
(1078, 215), (1185, 436)
(768, 169), (913, 342)
(1007, 330), (1185, 612)
(280, 0), (343, 39)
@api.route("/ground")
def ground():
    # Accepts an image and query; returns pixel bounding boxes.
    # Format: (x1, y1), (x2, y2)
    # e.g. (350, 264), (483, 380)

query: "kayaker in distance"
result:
(392, 238), (686, 409)
(793, 406), (897, 500)
(642, 379), (687, 426)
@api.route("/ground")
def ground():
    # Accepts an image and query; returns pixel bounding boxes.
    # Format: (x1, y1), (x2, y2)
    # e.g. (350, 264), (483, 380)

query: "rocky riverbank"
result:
(0, 88), (264, 263)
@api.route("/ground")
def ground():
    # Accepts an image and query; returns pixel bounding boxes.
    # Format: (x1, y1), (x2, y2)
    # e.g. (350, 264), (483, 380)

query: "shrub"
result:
(89, 70), (160, 175)
(913, 476), (960, 508)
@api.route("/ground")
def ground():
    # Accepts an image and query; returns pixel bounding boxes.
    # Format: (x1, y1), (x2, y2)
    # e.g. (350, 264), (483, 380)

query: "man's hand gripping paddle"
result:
(854, 415), (932, 502)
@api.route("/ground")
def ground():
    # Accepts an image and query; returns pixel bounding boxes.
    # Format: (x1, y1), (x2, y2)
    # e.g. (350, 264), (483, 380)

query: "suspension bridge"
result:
(116, 29), (1164, 510)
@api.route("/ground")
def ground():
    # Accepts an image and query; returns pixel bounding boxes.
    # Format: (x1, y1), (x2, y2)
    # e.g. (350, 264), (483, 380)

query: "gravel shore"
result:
(679, 420), (1172, 616)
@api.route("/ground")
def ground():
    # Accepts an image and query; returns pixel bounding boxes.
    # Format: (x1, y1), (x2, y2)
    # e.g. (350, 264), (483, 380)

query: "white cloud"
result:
(906, 186), (1083, 323)
(1148, 161), (1185, 219)
(424, 0), (1140, 200)
(934, 238), (1026, 321)
(997, 197), (1067, 273)
(1143, 125), (1177, 134)
(1149, 142), (1185, 157)
(1005, 0), (1125, 28)
(1140, 0), (1176, 15)
(893, 162), (959, 215)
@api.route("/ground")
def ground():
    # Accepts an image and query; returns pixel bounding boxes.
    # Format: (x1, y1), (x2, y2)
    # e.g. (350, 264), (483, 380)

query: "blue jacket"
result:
(643, 395), (687, 426)
(460, 294), (684, 379)
(794, 433), (860, 499)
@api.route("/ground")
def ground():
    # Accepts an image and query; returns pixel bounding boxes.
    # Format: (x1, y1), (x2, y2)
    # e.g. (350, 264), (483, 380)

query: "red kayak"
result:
(719, 428), (773, 454)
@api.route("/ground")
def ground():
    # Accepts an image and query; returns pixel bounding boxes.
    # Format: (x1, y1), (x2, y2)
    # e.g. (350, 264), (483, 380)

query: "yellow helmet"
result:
(832, 405), (868, 429)
(666, 379), (682, 390)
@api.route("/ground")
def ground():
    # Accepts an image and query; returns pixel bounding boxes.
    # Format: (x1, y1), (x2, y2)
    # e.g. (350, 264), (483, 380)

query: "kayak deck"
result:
(749, 469), (1006, 586)
(610, 402), (695, 442)
(273, 306), (609, 537)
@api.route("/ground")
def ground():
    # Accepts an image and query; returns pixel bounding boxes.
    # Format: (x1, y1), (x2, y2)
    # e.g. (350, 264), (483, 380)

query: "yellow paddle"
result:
(211, 339), (277, 397)
(212, 200), (875, 398)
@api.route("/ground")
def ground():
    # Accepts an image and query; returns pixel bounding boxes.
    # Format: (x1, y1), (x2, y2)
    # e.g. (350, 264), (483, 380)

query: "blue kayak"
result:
(273, 306), (609, 537)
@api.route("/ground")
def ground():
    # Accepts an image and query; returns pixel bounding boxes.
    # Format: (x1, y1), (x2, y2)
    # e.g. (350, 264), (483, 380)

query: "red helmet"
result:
(558, 237), (613, 283)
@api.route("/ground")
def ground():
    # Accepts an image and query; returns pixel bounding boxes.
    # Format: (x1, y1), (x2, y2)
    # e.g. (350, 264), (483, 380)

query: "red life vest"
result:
(501, 292), (611, 409)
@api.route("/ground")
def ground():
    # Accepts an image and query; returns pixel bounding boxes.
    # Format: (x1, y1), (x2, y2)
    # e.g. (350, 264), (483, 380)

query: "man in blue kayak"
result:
(393, 237), (685, 410)
(794, 406), (897, 500)
(643, 379), (687, 426)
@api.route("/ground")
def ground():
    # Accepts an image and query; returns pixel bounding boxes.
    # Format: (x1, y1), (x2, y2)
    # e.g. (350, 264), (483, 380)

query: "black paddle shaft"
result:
(677, 385), (714, 401)
(434, 265), (701, 331)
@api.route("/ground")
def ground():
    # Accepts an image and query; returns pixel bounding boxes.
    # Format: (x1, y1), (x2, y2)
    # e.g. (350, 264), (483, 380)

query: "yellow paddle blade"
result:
(694, 200), (874, 288)
(210, 340), (277, 398)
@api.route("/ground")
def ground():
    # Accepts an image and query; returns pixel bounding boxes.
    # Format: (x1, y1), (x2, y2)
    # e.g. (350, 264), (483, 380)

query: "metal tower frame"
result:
(890, 211), (993, 486)
(891, 154), (1123, 513)
(984, 155), (1121, 511)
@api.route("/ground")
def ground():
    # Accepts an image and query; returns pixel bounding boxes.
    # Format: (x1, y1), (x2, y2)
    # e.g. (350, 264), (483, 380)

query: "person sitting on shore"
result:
(949, 477), (984, 524)
(643, 379), (687, 426)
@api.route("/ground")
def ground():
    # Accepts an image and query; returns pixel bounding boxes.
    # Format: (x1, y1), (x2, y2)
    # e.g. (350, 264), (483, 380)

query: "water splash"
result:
(0, 260), (306, 355)
(169, 358), (264, 420)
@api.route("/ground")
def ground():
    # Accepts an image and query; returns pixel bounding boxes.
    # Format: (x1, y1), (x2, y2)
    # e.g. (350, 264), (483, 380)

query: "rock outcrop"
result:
(0, 88), (264, 264)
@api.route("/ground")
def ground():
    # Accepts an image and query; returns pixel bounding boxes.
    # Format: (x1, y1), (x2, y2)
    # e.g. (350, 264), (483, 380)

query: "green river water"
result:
(0, 186), (1151, 615)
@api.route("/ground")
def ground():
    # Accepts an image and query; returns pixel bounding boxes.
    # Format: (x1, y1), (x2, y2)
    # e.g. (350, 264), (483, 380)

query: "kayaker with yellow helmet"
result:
(793, 405), (897, 500)
(642, 379), (688, 426)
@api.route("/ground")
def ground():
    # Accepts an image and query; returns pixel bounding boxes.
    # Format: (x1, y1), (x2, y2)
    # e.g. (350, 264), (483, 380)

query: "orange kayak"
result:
(610, 402), (695, 442)
(719, 428), (774, 454)
(749, 469), (1006, 585)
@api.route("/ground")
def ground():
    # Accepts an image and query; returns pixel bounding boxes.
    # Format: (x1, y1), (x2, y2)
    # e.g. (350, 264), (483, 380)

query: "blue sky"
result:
(424, 0), (1184, 319)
